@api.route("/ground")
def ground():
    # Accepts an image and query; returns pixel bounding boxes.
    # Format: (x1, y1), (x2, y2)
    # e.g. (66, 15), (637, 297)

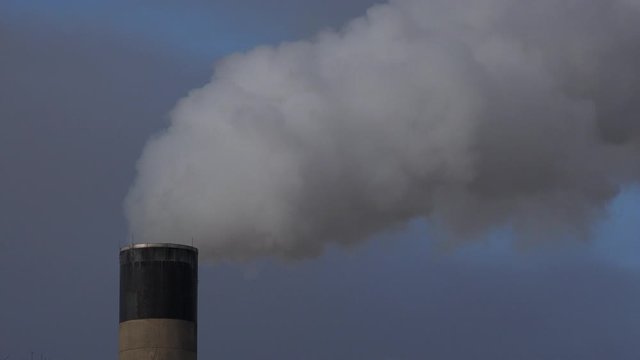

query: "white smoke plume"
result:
(125, 0), (640, 259)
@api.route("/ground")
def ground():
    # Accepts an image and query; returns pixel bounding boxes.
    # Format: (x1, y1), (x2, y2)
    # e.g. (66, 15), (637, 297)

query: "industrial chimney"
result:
(119, 243), (198, 360)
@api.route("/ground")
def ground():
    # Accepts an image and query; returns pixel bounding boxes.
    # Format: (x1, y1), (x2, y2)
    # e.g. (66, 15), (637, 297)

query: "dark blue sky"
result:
(1, 1), (639, 359)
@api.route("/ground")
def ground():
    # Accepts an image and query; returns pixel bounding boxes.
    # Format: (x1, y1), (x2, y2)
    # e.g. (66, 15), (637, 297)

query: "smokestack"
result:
(119, 243), (198, 360)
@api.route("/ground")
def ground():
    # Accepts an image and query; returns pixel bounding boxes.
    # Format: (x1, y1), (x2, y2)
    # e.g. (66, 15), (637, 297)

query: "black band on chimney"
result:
(119, 244), (198, 323)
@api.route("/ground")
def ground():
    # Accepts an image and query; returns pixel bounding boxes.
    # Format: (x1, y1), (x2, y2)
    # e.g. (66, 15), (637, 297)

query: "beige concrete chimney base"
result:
(119, 318), (196, 360)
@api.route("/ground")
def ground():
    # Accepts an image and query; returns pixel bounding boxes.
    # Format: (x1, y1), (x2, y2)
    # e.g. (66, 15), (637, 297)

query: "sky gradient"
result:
(1, 1), (639, 359)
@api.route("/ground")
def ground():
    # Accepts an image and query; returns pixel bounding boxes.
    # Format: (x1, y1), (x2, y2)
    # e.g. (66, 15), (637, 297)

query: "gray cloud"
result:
(126, 0), (640, 260)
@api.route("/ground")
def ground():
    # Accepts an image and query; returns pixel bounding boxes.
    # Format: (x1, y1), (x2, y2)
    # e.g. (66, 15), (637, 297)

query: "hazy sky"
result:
(1, 1), (639, 359)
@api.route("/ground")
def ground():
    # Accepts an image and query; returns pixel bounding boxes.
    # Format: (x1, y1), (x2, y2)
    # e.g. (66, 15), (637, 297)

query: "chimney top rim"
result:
(120, 243), (198, 253)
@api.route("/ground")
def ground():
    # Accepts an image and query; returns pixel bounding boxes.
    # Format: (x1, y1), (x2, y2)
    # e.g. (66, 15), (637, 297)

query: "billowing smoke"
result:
(125, 0), (640, 260)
